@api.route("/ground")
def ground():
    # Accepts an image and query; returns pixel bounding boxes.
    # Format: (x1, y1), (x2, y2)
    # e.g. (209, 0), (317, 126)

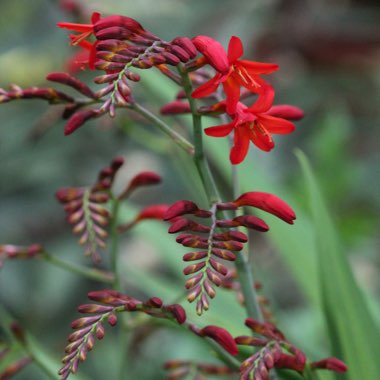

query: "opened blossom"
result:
(57, 12), (101, 69)
(192, 35), (278, 114)
(205, 98), (301, 165)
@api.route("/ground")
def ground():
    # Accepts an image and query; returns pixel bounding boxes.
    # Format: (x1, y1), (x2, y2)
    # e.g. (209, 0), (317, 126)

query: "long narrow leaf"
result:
(296, 149), (380, 380)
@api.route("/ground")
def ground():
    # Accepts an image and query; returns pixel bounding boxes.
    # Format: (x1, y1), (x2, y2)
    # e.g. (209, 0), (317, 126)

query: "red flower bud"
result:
(135, 204), (169, 222)
(200, 325), (239, 356)
(160, 100), (191, 115)
(192, 36), (229, 74)
(94, 15), (145, 35)
(164, 200), (200, 220)
(64, 108), (103, 135)
(121, 171), (161, 199)
(46, 72), (96, 99)
(233, 192), (296, 224)
(171, 37), (197, 59)
(165, 304), (186, 324)
(266, 105), (304, 121)
(311, 358), (347, 373)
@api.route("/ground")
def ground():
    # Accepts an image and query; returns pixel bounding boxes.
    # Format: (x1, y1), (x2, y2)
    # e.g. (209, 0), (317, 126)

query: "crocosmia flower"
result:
(57, 12), (101, 69)
(205, 99), (300, 165)
(192, 36), (278, 114)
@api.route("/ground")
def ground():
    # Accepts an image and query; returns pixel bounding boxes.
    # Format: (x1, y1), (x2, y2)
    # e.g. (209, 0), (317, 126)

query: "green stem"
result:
(130, 102), (195, 156)
(228, 134), (264, 323)
(178, 66), (263, 322)
(41, 252), (114, 284)
(110, 198), (121, 291)
(178, 66), (220, 204)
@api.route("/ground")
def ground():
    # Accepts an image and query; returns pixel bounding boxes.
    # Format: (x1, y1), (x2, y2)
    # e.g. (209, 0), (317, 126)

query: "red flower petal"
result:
(247, 84), (275, 114)
(239, 60), (279, 75)
(223, 77), (241, 114)
(192, 36), (229, 74)
(257, 115), (295, 134)
(230, 127), (250, 165)
(227, 36), (243, 63)
(233, 192), (296, 224)
(204, 123), (234, 137)
(191, 74), (221, 98)
(249, 124), (274, 152)
(57, 22), (93, 33)
(200, 325), (239, 356)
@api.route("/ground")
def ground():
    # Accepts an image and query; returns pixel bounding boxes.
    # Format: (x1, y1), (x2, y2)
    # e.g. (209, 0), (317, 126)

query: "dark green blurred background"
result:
(0, 0), (379, 379)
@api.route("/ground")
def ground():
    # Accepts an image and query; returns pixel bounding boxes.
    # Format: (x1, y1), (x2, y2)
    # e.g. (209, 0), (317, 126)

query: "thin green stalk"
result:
(130, 102), (195, 156)
(110, 198), (121, 291)
(41, 252), (114, 284)
(228, 133), (264, 323)
(178, 66), (220, 204)
(178, 66), (263, 322)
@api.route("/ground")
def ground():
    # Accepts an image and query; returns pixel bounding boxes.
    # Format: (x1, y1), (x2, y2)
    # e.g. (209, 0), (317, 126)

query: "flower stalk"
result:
(178, 66), (264, 322)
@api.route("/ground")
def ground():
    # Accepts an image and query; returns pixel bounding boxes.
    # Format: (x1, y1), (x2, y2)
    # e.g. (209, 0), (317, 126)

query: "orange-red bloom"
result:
(57, 12), (101, 70)
(205, 100), (297, 165)
(192, 36), (278, 114)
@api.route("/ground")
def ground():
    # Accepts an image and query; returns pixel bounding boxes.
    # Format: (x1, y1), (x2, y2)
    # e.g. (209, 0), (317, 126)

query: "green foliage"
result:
(296, 150), (380, 380)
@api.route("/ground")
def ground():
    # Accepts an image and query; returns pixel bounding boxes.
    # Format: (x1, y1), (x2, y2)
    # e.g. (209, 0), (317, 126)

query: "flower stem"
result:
(110, 198), (121, 291)
(130, 102), (195, 156)
(178, 67), (263, 322)
(41, 252), (114, 284)
(178, 66), (220, 204)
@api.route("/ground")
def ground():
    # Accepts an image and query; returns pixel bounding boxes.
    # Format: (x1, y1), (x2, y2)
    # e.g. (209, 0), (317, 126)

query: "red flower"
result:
(204, 100), (296, 165)
(57, 12), (101, 70)
(192, 36), (278, 114)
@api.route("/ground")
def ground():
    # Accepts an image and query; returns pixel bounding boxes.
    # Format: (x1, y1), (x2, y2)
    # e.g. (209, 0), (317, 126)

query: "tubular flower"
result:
(205, 100), (297, 165)
(192, 35), (278, 114)
(58, 12), (101, 69)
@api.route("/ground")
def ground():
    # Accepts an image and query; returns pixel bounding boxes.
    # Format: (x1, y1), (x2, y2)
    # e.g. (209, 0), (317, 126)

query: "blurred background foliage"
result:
(0, 0), (379, 379)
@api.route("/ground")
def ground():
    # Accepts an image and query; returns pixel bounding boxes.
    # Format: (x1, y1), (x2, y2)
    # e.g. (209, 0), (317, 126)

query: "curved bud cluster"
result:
(164, 360), (235, 380)
(0, 84), (74, 104)
(56, 12), (199, 129)
(59, 290), (186, 380)
(235, 318), (347, 379)
(0, 244), (43, 269)
(164, 192), (295, 315)
(55, 157), (124, 262)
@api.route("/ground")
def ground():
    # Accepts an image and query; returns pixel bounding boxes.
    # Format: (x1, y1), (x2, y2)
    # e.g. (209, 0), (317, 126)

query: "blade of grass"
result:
(296, 149), (380, 380)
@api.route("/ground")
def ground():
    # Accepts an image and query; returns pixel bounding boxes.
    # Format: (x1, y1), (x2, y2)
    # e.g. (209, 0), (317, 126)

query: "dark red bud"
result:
(94, 15), (145, 34)
(311, 358), (347, 373)
(166, 304), (186, 324)
(160, 101), (191, 115)
(171, 37), (197, 58)
(64, 108), (102, 135)
(200, 325), (239, 356)
(46, 72), (96, 99)
(164, 200), (200, 220)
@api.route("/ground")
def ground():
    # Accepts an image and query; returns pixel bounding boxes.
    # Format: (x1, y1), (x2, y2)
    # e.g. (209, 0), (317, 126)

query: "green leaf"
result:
(295, 149), (380, 380)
